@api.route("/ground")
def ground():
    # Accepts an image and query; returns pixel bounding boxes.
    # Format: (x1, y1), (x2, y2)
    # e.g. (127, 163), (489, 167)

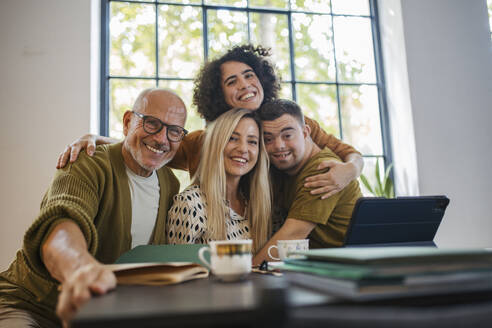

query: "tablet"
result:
(343, 196), (450, 247)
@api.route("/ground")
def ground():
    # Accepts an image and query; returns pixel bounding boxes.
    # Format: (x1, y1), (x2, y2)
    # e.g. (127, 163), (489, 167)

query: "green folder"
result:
(115, 244), (209, 265)
(291, 247), (492, 265)
(281, 257), (492, 281)
(278, 261), (374, 280)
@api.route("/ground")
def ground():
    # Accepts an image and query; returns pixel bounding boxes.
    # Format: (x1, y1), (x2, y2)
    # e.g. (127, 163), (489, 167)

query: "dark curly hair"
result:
(192, 44), (281, 122)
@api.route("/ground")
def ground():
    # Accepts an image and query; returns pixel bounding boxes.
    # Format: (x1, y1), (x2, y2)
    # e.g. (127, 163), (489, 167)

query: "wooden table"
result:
(73, 273), (333, 328)
(73, 272), (492, 328)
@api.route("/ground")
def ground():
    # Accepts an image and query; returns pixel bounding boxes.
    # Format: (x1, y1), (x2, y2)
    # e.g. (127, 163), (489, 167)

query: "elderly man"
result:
(0, 89), (187, 327)
(253, 99), (362, 265)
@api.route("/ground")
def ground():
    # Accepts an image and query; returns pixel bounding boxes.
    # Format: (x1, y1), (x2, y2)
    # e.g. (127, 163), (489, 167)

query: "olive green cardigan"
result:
(0, 143), (179, 324)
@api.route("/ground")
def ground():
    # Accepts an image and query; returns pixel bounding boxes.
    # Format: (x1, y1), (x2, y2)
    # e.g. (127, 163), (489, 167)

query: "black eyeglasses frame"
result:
(132, 111), (188, 142)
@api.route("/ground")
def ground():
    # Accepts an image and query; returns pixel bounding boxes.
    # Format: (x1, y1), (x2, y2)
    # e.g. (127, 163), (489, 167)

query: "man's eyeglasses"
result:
(132, 111), (188, 142)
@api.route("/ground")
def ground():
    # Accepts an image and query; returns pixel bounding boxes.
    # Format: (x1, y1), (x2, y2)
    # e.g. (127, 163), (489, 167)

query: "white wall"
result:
(380, 0), (492, 247)
(0, 0), (92, 270)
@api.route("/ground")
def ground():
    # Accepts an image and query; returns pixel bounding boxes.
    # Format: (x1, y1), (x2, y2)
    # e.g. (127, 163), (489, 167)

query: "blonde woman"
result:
(167, 108), (271, 253)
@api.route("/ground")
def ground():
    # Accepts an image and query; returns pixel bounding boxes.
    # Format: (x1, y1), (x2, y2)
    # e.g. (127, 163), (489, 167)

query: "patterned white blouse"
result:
(166, 184), (251, 244)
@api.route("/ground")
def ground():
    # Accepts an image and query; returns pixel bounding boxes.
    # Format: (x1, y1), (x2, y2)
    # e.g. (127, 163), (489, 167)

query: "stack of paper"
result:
(278, 247), (492, 301)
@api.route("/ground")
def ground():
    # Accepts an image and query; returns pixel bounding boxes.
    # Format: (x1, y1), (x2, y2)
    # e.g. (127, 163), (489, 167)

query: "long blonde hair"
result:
(193, 108), (271, 252)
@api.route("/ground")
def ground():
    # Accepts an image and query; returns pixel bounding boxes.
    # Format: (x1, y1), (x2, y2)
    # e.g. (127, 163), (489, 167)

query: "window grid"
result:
(489, 0), (492, 39)
(101, 0), (393, 191)
(329, 1), (343, 140)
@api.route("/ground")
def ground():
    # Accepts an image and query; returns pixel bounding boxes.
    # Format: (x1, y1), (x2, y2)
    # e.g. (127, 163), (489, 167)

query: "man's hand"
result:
(57, 262), (116, 326)
(42, 221), (117, 327)
(304, 153), (363, 199)
(304, 160), (357, 199)
(56, 134), (119, 169)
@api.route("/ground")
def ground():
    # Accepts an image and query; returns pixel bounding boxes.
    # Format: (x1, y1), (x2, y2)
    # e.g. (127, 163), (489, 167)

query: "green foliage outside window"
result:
(106, 0), (387, 190)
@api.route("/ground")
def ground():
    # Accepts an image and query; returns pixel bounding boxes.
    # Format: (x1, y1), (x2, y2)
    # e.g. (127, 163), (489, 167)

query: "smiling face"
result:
(220, 61), (264, 111)
(122, 90), (186, 177)
(262, 114), (310, 176)
(223, 117), (260, 181)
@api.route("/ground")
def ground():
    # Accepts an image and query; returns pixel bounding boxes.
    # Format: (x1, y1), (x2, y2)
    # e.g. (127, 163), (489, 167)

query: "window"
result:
(101, 0), (391, 193)
(488, 0), (492, 39)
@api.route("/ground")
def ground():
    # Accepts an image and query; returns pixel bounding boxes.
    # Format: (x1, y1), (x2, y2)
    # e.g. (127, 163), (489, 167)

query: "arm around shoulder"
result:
(57, 134), (119, 169)
(168, 130), (205, 173)
(305, 116), (361, 161)
(304, 117), (364, 199)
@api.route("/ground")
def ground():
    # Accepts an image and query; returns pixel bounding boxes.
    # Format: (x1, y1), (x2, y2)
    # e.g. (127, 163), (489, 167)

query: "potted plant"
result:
(360, 158), (394, 198)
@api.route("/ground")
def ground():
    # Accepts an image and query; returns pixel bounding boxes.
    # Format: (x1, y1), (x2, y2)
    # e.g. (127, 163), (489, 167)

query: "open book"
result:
(105, 262), (209, 286)
(107, 245), (211, 286)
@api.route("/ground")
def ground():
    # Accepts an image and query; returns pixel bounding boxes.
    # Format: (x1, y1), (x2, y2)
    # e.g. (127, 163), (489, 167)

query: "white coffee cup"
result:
(198, 239), (252, 282)
(267, 239), (309, 261)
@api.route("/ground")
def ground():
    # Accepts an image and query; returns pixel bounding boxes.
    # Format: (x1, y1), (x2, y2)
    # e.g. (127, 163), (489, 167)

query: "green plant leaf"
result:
(383, 176), (394, 198)
(374, 158), (383, 196)
(360, 174), (374, 194)
(384, 163), (394, 182)
(382, 163), (394, 198)
(362, 159), (395, 198)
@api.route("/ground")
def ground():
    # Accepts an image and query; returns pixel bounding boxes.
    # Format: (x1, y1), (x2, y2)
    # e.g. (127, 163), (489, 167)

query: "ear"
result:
(122, 111), (133, 137)
(303, 123), (311, 139)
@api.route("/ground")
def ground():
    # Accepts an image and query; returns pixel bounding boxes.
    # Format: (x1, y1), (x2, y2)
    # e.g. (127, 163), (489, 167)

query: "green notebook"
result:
(115, 244), (209, 265)
(278, 261), (373, 280)
(291, 247), (492, 265)
(280, 257), (492, 281)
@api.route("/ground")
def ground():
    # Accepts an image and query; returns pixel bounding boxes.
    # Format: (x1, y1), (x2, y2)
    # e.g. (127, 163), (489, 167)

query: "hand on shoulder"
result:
(56, 134), (119, 169)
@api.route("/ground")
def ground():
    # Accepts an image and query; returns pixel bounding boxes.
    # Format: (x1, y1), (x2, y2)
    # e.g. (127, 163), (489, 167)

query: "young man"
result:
(0, 89), (187, 327)
(253, 99), (362, 265)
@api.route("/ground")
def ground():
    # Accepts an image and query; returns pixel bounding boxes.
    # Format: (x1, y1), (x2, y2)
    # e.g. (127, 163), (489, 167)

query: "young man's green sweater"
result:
(0, 143), (179, 325)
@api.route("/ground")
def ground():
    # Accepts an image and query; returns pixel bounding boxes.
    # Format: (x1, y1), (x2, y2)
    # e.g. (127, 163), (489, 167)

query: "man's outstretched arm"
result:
(42, 221), (116, 325)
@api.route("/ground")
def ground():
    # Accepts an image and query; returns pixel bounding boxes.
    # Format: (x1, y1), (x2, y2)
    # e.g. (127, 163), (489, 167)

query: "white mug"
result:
(267, 239), (309, 261)
(198, 240), (252, 282)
